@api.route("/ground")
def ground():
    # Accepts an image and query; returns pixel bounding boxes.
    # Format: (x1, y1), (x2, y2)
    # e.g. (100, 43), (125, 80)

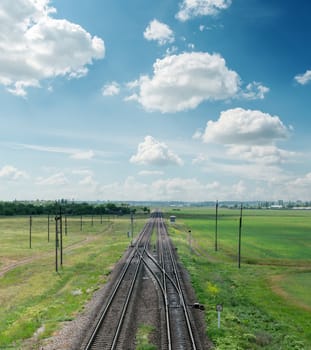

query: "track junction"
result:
(81, 211), (209, 350)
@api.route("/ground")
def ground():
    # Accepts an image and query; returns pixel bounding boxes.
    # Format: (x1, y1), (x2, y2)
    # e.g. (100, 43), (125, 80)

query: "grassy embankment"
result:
(0, 214), (146, 349)
(165, 207), (311, 350)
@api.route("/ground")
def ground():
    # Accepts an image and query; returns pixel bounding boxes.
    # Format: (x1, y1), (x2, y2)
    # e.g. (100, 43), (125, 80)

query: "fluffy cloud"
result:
(127, 52), (240, 113)
(226, 145), (296, 164)
(0, 0), (105, 96)
(0, 165), (28, 180)
(101, 82), (120, 96)
(176, 0), (232, 21)
(294, 70), (311, 85)
(130, 136), (184, 166)
(144, 19), (174, 45)
(240, 82), (270, 100)
(203, 108), (290, 145)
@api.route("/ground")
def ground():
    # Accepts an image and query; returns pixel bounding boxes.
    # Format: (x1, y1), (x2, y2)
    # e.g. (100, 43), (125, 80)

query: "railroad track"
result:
(81, 211), (205, 350)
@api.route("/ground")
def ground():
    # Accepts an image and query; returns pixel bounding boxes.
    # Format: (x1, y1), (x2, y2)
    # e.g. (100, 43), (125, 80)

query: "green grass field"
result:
(0, 210), (310, 349)
(165, 207), (311, 350)
(0, 214), (146, 349)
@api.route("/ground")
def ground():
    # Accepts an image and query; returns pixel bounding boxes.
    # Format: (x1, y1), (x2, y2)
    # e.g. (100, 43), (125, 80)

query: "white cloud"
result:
(202, 108), (290, 145)
(176, 0), (232, 22)
(290, 172), (311, 187)
(241, 82), (270, 100)
(205, 161), (290, 184)
(152, 177), (204, 199)
(98, 175), (290, 202)
(130, 136), (184, 166)
(192, 153), (209, 164)
(192, 129), (203, 140)
(99, 176), (208, 201)
(138, 170), (164, 176)
(72, 169), (93, 176)
(0, 0), (105, 96)
(0, 165), (28, 180)
(226, 145), (296, 165)
(127, 52), (240, 113)
(144, 19), (174, 45)
(98, 177), (150, 201)
(70, 150), (94, 160)
(79, 175), (97, 186)
(36, 172), (68, 186)
(17, 143), (95, 160)
(294, 70), (311, 85)
(101, 82), (120, 96)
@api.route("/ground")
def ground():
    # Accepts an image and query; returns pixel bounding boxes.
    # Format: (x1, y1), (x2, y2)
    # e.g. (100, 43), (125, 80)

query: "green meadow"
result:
(165, 207), (311, 350)
(0, 214), (146, 349)
(0, 209), (310, 349)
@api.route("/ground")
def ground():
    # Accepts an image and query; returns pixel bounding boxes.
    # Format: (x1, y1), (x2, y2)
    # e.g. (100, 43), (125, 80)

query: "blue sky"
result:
(1, 0), (311, 202)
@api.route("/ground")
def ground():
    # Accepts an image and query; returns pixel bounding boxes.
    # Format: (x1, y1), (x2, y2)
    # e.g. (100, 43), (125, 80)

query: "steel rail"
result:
(157, 216), (172, 350)
(158, 215), (198, 350)
(83, 218), (154, 350)
(110, 219), (155, 348)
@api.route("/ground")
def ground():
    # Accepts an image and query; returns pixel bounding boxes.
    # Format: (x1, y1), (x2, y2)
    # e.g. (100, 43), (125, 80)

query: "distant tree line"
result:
(0, 200), (150, 216)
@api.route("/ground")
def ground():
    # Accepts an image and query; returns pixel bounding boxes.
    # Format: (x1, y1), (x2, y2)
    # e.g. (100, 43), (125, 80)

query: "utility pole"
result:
(215, 200), (219, 251)
(47, 214), (50, 242)
(29, 215), (32, 249)
(65, 215), (67, 236)
(130, 212), (134, 243)
(55, 216), (59, 272)
(55, 207), (63, 272)
(238, 203), (243, 269)
(59, 207), (63, 267)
